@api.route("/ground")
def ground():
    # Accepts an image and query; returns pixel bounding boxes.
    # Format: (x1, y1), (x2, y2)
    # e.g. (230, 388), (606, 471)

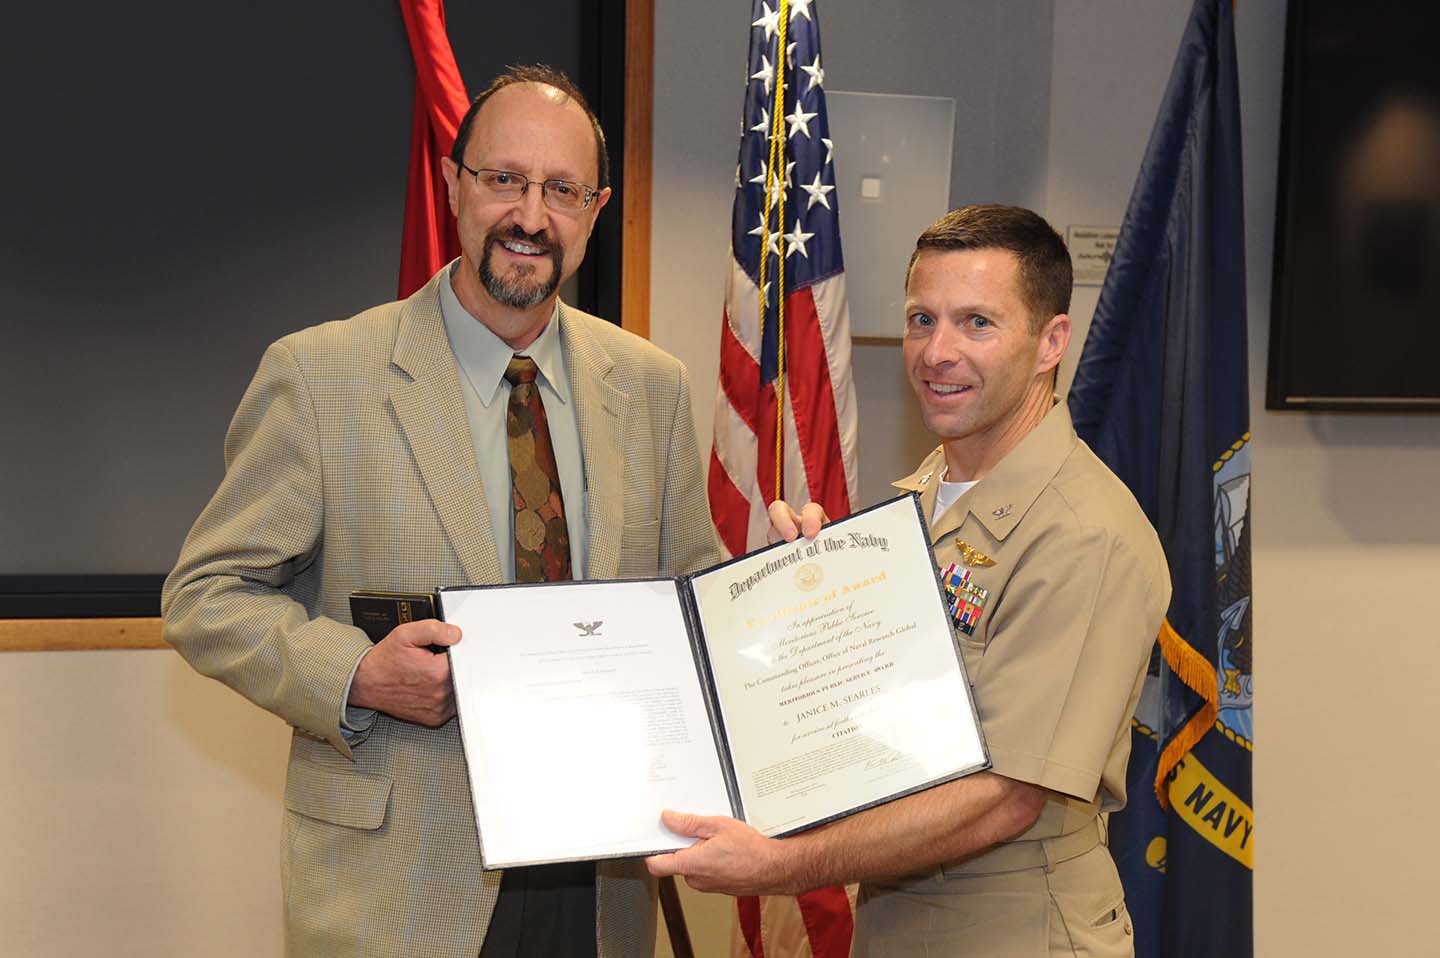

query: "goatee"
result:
(480, 225), (562, 310)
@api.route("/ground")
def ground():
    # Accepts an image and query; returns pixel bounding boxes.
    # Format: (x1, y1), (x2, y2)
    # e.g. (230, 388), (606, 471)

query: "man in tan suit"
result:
(164, 66), (717, 957)
(648, 206), (1170, 956)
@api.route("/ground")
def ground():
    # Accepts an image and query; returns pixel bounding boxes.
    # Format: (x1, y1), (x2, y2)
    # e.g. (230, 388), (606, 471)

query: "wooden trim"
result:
(853, 335), (902, 347)
(621, 0), (654, 339)
(0, 617), (166, 652)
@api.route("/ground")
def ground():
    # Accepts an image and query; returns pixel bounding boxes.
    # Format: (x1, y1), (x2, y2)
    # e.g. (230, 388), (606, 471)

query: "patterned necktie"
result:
(504, 355), (572, 583)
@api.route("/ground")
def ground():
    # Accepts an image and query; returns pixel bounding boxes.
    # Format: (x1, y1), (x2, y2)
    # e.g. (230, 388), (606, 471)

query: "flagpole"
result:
(760, 0), (791, 501)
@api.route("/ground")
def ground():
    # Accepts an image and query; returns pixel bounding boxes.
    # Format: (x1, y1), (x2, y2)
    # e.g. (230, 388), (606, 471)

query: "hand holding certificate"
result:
(441, 494), (988, 868)
(689, 495), (989, 837)
(444, 578), (735, 867)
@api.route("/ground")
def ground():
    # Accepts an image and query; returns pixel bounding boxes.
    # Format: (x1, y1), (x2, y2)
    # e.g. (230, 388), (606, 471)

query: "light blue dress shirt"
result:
(438, 262), (588, 580)
(343, 266), (590, 735)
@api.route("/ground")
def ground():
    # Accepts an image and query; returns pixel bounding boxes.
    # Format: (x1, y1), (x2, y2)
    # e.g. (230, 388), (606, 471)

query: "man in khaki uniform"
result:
(164, 66), (717, 957)
(648, 205), (1170, 956)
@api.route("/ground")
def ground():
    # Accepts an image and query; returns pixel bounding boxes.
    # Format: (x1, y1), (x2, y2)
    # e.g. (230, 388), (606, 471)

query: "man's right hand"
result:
(767, 500), (830, 543)
(348, 620), (460, 727)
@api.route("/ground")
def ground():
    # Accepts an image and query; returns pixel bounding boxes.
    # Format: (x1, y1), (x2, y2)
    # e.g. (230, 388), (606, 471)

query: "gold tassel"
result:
(1152, 617), (1218, 809)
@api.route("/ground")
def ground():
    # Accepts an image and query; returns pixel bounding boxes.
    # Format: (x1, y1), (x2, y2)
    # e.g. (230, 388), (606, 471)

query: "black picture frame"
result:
(1267, 0), (1440, 412)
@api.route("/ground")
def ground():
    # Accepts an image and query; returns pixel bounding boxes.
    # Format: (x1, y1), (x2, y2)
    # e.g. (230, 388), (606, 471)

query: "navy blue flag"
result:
(1067, 1), (1253, 956)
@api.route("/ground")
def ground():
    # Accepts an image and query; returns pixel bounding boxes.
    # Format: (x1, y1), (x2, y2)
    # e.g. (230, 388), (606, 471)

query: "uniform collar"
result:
(893, 401), (1077, 543)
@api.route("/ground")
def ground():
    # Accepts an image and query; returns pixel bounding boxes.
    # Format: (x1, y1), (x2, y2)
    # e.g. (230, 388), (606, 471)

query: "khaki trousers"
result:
(852, 831), (1134, 957)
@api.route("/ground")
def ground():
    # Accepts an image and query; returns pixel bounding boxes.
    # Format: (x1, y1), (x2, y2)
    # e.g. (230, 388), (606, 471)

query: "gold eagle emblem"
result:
(954, 539), (996, 568)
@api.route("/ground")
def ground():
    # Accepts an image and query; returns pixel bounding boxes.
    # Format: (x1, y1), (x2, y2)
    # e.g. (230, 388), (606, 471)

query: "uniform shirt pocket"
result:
(956, 631), (988, 675)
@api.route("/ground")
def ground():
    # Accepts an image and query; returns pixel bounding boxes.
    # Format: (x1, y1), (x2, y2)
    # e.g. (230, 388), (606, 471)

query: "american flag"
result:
(708, 0), (859, 562)
(712, 2), (858, 956)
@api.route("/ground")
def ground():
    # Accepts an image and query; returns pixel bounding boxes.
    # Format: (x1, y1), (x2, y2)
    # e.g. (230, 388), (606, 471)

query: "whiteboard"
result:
(825, 92), (955, 340)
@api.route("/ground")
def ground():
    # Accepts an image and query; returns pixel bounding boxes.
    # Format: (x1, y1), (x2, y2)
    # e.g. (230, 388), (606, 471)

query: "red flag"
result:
(733, 886), (857, 958)
(396, 0), (469, 298)
(712, 1), (858, 955)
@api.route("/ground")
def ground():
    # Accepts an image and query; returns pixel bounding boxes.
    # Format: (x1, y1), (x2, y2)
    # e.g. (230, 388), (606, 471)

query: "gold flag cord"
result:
(757, 0), (791, 502)
(1153, 616), (1220, 809)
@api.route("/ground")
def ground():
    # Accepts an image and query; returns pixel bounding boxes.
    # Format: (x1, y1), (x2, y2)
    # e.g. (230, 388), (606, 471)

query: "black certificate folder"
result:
(439, 493), (990, 869)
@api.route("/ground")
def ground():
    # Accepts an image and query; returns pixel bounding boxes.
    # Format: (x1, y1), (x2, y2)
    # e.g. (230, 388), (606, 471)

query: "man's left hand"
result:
(645, 810), (799, 896)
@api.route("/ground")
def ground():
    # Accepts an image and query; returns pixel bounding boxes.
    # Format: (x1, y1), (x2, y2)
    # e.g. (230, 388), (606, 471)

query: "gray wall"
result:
(821, 1), (1053, 212)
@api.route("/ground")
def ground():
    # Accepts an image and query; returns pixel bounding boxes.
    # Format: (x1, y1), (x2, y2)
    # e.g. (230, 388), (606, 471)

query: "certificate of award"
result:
(440, 493), (989, 869)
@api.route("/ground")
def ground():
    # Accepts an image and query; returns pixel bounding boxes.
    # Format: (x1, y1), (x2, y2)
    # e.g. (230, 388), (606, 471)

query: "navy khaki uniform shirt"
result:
(855, 403), (1170, 957)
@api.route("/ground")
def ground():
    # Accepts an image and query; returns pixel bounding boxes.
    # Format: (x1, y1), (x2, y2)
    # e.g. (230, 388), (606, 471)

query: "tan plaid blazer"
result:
(163, 268), (720, 957)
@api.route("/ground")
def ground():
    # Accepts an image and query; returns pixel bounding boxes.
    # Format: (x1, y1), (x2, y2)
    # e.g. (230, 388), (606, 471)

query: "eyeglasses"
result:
(458, 164), (601, 213)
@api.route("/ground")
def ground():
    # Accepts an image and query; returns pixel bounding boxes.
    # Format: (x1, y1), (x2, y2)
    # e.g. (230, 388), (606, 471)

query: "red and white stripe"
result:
(709, 252), (859, 559)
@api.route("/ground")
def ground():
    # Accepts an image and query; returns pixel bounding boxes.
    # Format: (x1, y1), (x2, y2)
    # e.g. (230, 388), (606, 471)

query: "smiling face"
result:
(441, 82), (612, 348)
(902, 247), (1069, 481)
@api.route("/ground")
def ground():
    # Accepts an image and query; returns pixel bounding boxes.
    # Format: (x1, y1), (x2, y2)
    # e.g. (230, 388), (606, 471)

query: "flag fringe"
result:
(1152, 616), (1217, 809)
